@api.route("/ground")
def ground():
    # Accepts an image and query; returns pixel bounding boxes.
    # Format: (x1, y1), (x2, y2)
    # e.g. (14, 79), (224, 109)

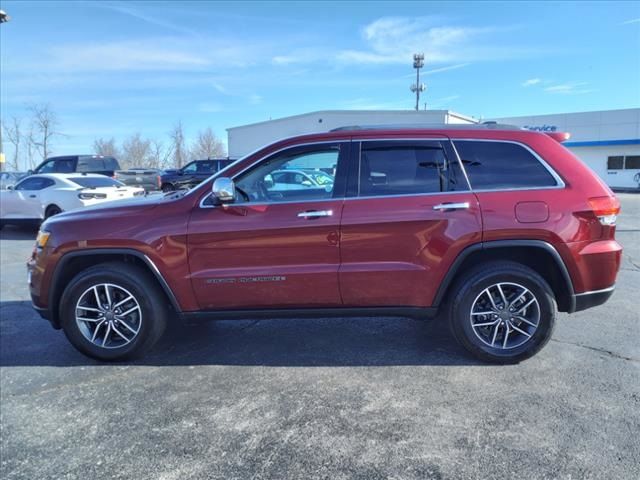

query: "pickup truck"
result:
(114, 169), (162, 192)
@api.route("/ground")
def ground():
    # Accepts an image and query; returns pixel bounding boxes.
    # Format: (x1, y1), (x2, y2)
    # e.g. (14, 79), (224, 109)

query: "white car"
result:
(0, 173), (145, 228)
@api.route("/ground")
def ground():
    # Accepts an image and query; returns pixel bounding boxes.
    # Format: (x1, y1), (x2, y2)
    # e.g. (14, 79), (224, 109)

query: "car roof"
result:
(31, 173), (111, 179)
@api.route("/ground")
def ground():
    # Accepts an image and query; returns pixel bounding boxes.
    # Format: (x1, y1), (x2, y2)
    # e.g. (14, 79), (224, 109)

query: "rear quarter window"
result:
(454, 140), (558, 189)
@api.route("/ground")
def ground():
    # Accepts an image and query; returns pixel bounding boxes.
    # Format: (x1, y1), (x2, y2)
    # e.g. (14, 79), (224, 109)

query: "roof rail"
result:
(329, 123), (525, 132)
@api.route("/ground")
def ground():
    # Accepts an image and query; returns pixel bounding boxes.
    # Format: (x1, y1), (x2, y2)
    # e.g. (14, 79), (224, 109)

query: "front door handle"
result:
(432, 202), (470, 211)
(297, 210), (333, 219)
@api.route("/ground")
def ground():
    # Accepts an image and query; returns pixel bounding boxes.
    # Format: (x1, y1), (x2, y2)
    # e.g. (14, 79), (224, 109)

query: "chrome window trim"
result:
(199, 136), (566, 209)
(452, 138), (566, 191)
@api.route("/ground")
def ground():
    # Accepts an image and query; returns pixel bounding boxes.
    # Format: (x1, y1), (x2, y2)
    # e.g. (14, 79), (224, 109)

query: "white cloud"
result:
(621, 18), (640, 25)
(544, 82), (593, 95)
(522, 78), (542, 87)
(248, 94), (263, 105)
(336, 16), (528, 65)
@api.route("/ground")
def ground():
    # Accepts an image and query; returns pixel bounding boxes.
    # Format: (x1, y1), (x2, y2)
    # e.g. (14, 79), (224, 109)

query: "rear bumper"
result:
(572, 285), (615, 313)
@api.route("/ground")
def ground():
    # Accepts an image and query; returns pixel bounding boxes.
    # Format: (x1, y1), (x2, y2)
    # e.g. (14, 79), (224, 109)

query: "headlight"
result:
(35, 230), (50, 249)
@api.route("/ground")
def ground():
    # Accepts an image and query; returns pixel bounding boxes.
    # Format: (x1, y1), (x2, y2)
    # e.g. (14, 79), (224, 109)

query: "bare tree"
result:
(169, 121), (187, 168)
(190, 127), (226, 159)
(93, 137), (120, 158)
(2, 116), (22, 171)
(149, 139), (172, 169)
(28, 103), (62, 161)
(25, 125), (38, 170)
(121, 133), (151, 169)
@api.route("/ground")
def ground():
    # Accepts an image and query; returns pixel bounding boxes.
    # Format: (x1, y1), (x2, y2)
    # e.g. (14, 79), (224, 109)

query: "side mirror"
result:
(212, 177), (236, 203)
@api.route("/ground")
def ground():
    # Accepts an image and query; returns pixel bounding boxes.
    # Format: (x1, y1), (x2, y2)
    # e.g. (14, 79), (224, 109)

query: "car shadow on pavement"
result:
(0, 225), (39, 240)
(0, 300), (484, 367)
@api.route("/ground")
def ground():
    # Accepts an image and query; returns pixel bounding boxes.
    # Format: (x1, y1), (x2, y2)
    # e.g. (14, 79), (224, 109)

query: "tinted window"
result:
(625, 156), (640, 169)
(68, 177), (122, 188)
(218, 159), (234, 170)
(359, 144), (447, 197)
(196, 161), (216, 173)
(15, 177), (55, 191)
(455, 141), (557, 189)
(607, 156), (624, 170)
(77, 156), (119, 172)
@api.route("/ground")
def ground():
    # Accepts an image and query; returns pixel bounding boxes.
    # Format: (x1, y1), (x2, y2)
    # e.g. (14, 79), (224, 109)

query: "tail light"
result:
(78, 192), (107, 200)
(588, 196), (620, 226)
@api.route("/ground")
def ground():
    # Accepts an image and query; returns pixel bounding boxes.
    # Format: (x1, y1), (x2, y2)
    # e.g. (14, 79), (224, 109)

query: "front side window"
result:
(15, 177), (55, 191)
(454, 140), (558, 189)
(181, 162), (197, 174)
(358, 141), (452, 197)
(234, 146), (341, 203)
(35, 160), (56, 174)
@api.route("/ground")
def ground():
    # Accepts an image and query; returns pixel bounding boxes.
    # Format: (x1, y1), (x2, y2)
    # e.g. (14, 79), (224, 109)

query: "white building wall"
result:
(227, 110), (475, 158)
(494, 108), (640, 189)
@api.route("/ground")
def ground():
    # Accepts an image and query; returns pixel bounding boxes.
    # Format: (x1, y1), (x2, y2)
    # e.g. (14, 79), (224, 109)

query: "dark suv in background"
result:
(161, 159), (234, 192)
(28, 125), (621, 363)
(31, 155), (121, 177)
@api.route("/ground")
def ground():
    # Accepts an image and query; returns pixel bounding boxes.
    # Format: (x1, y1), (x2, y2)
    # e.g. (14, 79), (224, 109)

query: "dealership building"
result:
(227, 108), (640, 190)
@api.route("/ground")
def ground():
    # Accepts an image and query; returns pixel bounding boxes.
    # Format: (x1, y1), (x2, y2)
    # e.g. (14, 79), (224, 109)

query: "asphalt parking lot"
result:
(1, 195), (638, 480)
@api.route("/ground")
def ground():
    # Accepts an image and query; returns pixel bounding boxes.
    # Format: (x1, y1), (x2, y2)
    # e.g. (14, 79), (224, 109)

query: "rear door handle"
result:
(297, 210), (333, 219)
(432, 202), (470, 211)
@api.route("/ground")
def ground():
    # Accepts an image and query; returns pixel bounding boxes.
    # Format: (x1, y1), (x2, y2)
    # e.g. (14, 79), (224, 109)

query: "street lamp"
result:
(410, 53), (426, 111)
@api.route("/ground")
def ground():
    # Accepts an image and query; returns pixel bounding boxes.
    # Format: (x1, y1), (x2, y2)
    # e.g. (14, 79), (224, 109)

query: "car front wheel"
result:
(448, 261), (556, 364)
(60, 263), (168, 361)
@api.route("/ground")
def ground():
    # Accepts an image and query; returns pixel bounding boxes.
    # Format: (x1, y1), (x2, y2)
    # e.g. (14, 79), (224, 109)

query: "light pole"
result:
(410, 53), (426, 111)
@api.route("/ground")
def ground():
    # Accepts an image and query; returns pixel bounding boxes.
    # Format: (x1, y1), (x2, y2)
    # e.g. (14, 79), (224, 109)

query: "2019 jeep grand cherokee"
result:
(27, 125), (622, 363)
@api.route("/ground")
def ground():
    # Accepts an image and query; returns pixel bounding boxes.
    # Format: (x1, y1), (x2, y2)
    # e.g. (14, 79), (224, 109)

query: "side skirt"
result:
(180, 306), (438, 324)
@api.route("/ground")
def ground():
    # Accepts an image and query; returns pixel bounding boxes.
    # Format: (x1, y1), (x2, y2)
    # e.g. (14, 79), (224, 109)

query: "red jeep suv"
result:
(27, 125), (622, 363)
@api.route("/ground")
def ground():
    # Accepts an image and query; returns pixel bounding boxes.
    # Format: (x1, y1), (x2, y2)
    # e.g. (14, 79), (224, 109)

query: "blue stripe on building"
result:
(564, 139), (640, 147)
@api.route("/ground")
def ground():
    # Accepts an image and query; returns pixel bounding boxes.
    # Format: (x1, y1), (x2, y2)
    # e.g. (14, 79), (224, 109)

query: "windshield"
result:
(69, 177), (124, 188)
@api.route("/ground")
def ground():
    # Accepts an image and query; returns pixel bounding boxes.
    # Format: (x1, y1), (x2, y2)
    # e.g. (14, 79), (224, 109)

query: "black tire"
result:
(161, 183), (174, 192)
(60, 263), (168, 361)
(448, 261), (556, 364)
(45, 204), (62, 219)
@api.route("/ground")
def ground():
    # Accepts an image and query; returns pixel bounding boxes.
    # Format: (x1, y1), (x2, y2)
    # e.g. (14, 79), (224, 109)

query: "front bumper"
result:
(572, 285), (615, 313)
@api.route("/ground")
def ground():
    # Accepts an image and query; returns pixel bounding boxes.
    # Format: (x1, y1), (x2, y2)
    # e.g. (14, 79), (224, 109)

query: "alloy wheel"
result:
(75, 283), (142, 349)
(469, 282), (540, 350)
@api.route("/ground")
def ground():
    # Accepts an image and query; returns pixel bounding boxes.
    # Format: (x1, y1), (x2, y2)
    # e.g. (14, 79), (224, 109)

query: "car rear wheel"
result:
(448, 261), (556, 364)
(45, 205), (62, 219)
(60, 263), (168, 361)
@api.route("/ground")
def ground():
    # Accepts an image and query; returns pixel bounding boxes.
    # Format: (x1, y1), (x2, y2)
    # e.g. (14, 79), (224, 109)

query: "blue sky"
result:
(1, 0), (639, 161)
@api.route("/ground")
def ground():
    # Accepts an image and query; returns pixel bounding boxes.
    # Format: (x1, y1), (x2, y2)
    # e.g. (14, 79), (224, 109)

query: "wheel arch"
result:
(48, 249), (181, 328)
(434, 240), (576, 313)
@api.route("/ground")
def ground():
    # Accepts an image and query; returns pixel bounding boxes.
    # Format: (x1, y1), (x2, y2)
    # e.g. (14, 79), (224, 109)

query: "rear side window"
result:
(359, 142), (451, 197)
(15, 177), (55, 190)
(454, 140), (558, 189)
